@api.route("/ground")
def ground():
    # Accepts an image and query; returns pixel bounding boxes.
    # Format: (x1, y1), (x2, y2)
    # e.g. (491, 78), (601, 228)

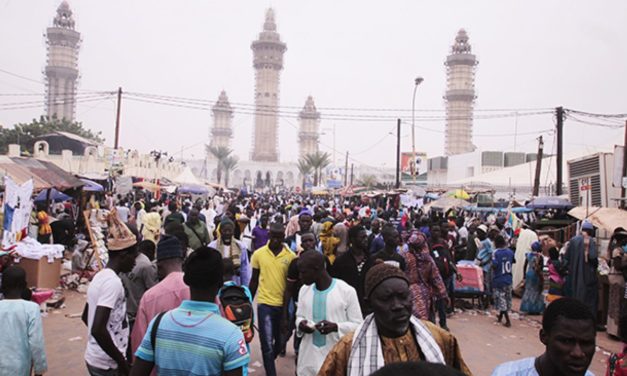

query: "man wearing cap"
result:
(474, 224), (494, 309)
(318, 263), (471, 376)
(130, 235), (190, 362)
(564, 221), (599, 319)
(83, 214), (139, 376)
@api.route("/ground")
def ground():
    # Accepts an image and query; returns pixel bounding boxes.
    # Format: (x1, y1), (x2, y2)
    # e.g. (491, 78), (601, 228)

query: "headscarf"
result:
(406, 230), (429, 254)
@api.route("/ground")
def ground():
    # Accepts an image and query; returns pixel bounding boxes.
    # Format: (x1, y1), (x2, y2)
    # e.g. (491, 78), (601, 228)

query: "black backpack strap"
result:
(150, 311), (167, 351)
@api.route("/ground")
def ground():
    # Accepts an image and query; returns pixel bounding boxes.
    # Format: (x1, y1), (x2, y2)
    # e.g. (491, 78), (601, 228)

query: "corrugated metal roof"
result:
(9, 157), (84, 190)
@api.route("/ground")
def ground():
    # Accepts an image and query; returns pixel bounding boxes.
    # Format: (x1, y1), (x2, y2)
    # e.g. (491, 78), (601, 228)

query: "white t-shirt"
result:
(116, 206), (130, 223)
(84, 268), (129, 370)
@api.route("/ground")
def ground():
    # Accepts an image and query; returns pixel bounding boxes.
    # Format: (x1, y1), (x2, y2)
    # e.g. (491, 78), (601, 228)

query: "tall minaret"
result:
(209, 91), (234, 152)
(444, 29), (477, 156)
(298, 96), (320, 159)
(250, 9), (286, 162)
(45, 1), (80, 122)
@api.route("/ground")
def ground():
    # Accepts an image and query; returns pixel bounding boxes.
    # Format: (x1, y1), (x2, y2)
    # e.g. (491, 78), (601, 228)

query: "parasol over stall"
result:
(526, 196), (574, 210)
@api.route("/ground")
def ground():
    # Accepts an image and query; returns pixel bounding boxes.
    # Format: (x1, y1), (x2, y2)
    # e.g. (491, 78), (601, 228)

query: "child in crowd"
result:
(492, 235), (515, 327)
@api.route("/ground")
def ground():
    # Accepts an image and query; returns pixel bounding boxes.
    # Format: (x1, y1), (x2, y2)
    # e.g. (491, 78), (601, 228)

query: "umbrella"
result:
(448, 189), (470, 200)
(526, 196), (574, 210)
(34, 188), (71, 203)
(568, 207), (627, 232)
(80, 178), (104, 192)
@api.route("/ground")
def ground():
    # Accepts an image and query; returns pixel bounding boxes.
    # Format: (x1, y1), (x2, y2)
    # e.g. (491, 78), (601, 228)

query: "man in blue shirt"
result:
(492, 235), (515, 327)
(132, 247), (249, 376)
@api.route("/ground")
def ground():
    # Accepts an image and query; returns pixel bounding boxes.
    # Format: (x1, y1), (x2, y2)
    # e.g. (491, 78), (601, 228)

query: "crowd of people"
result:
(1, 188), (626, 376)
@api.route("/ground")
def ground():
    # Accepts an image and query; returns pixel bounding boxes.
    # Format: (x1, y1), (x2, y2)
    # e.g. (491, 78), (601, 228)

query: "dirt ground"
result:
(42, 290), (620, 375)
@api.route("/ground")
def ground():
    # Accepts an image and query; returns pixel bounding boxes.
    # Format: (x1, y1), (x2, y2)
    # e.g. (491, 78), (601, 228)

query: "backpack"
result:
(219, 285), (255, 343)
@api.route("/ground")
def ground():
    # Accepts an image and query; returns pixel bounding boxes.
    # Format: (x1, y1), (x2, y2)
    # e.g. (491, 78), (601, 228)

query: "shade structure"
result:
(132, 181), (161, 190)
(178, 184), (209, 195)
(423, 196), (470, 212)
(568, 206), (627, 232)
(80, 178), (104, 192)
(34, 188), (71, 203)
(526, 196), (573, 210)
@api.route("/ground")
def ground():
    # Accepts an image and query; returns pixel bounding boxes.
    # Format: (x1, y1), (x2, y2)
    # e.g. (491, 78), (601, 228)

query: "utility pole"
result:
(555, 106), (564, 196)
(350, 163), (354, 186)
(114, 87), (123, 149)
(532, 135), (544, 197)
(344, 151), (349, 187)
(622, 120), (627, 209)
(395, 118), (401, 189)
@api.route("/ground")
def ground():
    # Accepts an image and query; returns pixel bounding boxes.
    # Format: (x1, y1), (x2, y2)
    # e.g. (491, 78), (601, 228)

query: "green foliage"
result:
(304, 151), (331, 186)
(0, 115), (104, 155)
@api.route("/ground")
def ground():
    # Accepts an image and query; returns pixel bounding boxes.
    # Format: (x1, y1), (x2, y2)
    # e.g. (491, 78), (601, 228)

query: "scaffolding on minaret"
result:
(444, 29), (478, 156)
(250, 8), (287, 162)
(298, 96), (321, 159)
(45, 1), (81, 122)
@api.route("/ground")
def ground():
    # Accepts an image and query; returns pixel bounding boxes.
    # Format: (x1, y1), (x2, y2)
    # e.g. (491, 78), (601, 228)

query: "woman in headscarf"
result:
(402, 230), (448, 320)
(140, 212), (161, 244)
(520, 241), (545, 314)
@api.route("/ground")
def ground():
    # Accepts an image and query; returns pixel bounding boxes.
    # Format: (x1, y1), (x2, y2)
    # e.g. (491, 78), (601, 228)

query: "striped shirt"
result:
(135, 300), (249, 376)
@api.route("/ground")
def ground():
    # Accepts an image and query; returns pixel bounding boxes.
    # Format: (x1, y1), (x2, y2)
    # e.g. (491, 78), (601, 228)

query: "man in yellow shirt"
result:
(249, 222), (296, 376)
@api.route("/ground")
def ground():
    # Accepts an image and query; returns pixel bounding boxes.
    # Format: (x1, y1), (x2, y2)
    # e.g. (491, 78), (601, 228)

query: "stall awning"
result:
(0, 157), (51, 190)
(568, 206), (627, 232)
(10, 157), (84, 190)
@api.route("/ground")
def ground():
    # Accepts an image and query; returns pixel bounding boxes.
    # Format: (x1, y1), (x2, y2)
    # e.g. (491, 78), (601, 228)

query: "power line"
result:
(0, 68), (44, 85)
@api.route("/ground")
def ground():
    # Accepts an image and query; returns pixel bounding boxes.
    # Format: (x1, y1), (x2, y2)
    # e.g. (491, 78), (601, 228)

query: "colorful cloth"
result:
(493, 285), (513, 312)
(36, 211), (52, 236)
(403, 250), (448, 319)
(520, 253), (544, 314)
(346, 314), (445, 376)
(607, 345), (627, 376)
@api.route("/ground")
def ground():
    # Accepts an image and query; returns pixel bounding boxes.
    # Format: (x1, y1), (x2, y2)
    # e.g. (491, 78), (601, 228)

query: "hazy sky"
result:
(1, 1), (625, 169)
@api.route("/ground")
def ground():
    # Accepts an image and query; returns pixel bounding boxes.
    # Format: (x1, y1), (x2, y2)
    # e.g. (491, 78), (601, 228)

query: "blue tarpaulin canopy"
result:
(34, 188), (71, 203)
(80, 178), (104, 192)
(178, 184), (209, 195)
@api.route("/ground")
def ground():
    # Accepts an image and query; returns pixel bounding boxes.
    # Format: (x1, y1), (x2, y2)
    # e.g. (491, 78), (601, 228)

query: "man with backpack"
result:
(131, 247), (249, 376)
(429, 225), (459, 331)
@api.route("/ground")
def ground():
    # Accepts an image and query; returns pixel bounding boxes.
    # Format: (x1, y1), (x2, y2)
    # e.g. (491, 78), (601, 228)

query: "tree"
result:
(0, 115), (105, 155)
(357, 174), (379, 189)
(296, 158), (313, 190)
(222, 155), (238, 188)
(207, 145), (232, 184)
(304, 151), (331, 186)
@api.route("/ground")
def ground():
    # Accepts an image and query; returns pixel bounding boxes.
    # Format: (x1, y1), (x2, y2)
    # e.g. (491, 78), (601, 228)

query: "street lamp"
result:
(411, 76), (424, 184)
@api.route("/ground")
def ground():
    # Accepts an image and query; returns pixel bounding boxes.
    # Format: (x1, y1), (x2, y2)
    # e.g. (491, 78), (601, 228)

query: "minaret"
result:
(45, 1), (80, 122)
(209, 90), (234, 152)
(298, 96), (320, 159)
(444, 29), (477, 156)
(250, 9), (286, 162)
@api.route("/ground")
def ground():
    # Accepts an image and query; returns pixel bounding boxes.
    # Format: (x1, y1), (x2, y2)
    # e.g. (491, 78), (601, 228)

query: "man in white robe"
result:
(296, 251), (363, 376)
(513, 225), (538, 288)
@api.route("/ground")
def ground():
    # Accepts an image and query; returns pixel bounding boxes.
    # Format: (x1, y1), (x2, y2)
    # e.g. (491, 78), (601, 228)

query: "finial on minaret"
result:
(264, 8), (277, 31)
(452, 29), (471, 54)
(213, 90), (233, 113)
(53, 1), (75, 30)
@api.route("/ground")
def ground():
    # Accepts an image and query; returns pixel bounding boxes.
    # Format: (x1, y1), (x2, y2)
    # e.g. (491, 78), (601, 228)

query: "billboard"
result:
(401, 151), (427, 181)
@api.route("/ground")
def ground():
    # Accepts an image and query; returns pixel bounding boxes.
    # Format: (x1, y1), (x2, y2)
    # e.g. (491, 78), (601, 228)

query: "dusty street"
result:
(43, 290), (620, 375)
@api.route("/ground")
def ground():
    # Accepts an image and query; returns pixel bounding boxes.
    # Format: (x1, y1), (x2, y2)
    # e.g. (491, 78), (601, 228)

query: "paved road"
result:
(43, 290), (619, 375)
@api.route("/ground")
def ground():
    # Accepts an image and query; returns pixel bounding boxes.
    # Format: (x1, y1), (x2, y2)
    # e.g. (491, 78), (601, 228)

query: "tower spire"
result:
(45, 1), (80, 121)
(444, 28), (478, 156)
(298, 96), (321, 159)
(250, 8), (287, 162)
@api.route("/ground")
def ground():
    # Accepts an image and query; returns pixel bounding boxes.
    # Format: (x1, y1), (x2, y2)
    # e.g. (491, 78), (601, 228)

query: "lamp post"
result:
(411, 77), (424, 184)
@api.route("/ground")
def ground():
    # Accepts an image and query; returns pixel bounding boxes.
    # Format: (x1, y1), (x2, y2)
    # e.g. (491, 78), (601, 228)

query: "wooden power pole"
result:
(532, 136), (544, 197)
(344, 151), (349, 186)
(114, 87), (123, 149)
(395, 119), (401, 189)
(555, 106), (564, 195)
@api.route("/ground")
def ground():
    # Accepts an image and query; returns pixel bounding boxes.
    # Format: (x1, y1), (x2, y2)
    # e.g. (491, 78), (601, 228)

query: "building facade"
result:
(45, 1), (80, 122)
(208, 90), (234, 152)
(250, 9), (287, 162)
(298, 96), (320, 159)
(444, 29), (477, 156)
